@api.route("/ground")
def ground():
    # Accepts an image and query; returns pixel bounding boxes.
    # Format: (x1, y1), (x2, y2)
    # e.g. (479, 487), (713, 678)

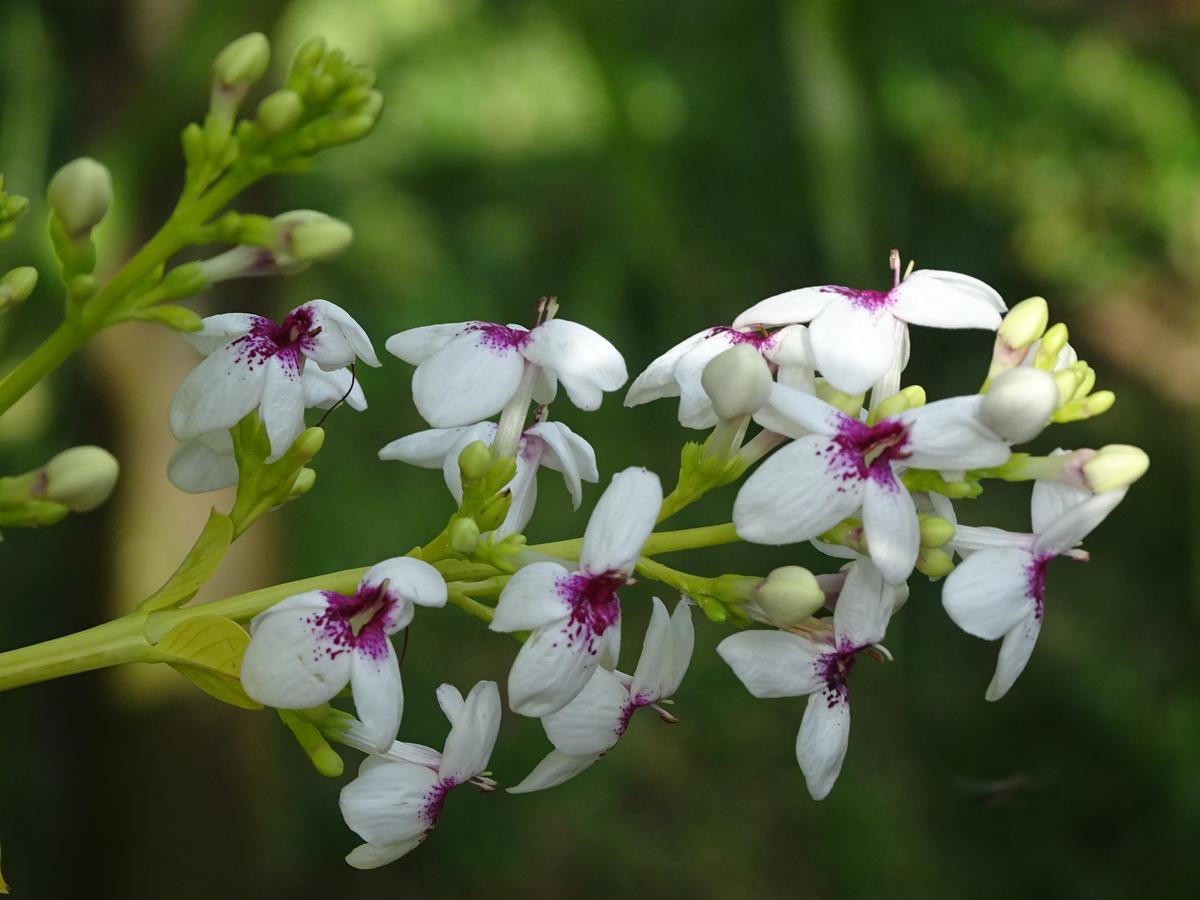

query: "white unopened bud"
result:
(43, 446), (119, 512)
(756, 565), (824, 627)
(47, 158), (113, 237)
(979, 367), (1058, 443)
(702, 344), (772, 421)
(273, 210), (353, 269)
(1082, 444), (1149, 493)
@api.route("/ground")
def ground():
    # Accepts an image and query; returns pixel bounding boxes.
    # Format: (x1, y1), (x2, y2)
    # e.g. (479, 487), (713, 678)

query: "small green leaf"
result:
(139, 509), (233, 611)
(278, 709), (345, 777)
(153, 615), (262, 710)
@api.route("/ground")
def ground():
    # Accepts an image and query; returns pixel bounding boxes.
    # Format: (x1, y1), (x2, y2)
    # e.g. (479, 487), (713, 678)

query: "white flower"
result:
(624, 324), (814, 428)
(509, 597), (693, 793)
(385, 319), (627, 428)
(378, 419), (598, 538)
(240, 558), (446, 750)
(490, 467), (662, 717)
(941, 481), (1127, 701)
(339, 681), (501, 869)
(733, 270), (1005, 395)
(733, 384), (1010, 584)
(717, 560), (896, 800)
(169, 301), (380, 459)
(168, 366), (366, 493)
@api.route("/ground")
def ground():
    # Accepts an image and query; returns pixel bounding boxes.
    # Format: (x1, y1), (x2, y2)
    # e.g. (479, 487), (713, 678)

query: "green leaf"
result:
(139, 509), (233, 611)
(153, 615), (262, 710)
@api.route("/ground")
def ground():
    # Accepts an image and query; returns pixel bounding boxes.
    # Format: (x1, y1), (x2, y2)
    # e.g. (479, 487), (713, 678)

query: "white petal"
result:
(579, 467), (661, 575)
(528, 420), (598, 508)
(412, 329), (526, 428)
(631, 597), (694, 701)
(941, 548), (1037, 640)
(240, 592), (350, 709)
(762, 382), (843, 436)
(436, 683), (465, 726)
(986, 613), (1043, 701)
(361, 557), (449, 617)
(384, 322), (472, 363)
(168, 342), (267, 442)
(303, 365), (367, 411)
(832, 559), (894, 646)
(345, 837), (424, 870)
(623, 329), (710, 406)
(672, 330), (742, 429)
(1034, 488), (1127, 555)
(439, 680), (502, 783)
(490, 562), (572, 633)
(167, 439), (239, 493)
(732, 287), (833, 328)
(797, 693), (851, 801)
(808, 300), (897, 395)
(377, 426), (472, 469)
(733, 435), (865, 545)
(1030, 475), (1091, 535)
(349, 644), (403, 751)
(902, 395), (1011, 470)
(507, 749), (603, 794)
(259, 356), (306, 459)
(495, 453), (539, 539)
(305, 299), (380, 368)
(716, 630), (824, 698)
(339, 760), (439, 847)
(542, 667), (629, 756)
(534, 367), (558, 404)
(506, 623), (606, 717)
(183, 313), (261, 355)
(522, 319), (628, 410)
(862, 472), (919, 585)
(889, 270), (1004, 329)
(765, 324), (816, 393)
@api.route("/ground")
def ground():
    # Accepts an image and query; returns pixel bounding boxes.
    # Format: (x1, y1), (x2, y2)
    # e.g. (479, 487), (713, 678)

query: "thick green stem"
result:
(0, 320), (85, 416)
(0, 614), (151, 691)
(528, 522), (740, 561)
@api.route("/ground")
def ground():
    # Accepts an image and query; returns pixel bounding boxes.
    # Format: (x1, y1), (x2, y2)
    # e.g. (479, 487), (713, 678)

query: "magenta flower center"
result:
(557, 571), (625, 654)
(815, 640), (860, 707)
(823, 285), (896, 311)
(230, 305), (318, 377)
(1026, 553), (1052, 621)
(823, 417), (912, 486)
(707, 326), (775, 351)
(420, 777), (458, 827)
(309, 584), (396, 661)
(469, 322), (531, 353)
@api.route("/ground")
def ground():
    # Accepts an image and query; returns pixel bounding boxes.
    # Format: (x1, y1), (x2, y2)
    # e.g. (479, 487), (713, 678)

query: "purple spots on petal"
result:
(556, 571), (625, 655)
(420, 777), (458, 827)
(228, 306), (318, 377)
(816, 417), (912, 487)
(822, 285), (896, 312)
(705, 326), (776, 352)
(307, 585), (399, 662)
(1026, 553), (1052, 621)
(814, 639), (861, 708)
(614, 692), (652, 738)
(468, 322), (530, 354)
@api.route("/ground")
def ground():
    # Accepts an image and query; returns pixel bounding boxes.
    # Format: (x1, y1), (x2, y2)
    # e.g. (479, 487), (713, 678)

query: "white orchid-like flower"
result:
(169, 366), (366, 492)
(240, 558), (446, 751)
(385, 319), (627, 428)
(490, 467), (662, 717)
(339, 681), (501, 869)
(733, 384), (1010, 584)
(733, 270), (1005, 395)
(717, 560), (895, 800)
(624, 324), (814, 428)
(169, 301), (380, 460)
(510, 597), (693, 793)
(378, 419), (597, 538)
(942, 481), (1127, 701)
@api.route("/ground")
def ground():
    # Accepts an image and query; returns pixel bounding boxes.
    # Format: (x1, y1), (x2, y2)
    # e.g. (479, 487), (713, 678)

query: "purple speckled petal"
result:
(506, 623), (607, 718)
(862, 471), (920, 586)
(360, 557), (448, 619)
(797, 691), (851, 801)
(339, 759), (440, 847)
(240, 591), (351, 709)
(542, 667), (630, 757)
(305, 299), (380, 368)
(411, 328), (526, 428)
(522, 319), (628, 411)
(169, 341), (269, 442)
(183, 312), (263, 356)
(507, 748), (604, 794)
(438, 680), (502, 783)
(349, 641), (403, 751)
(732, 287), (834, 329)
(942, 547), (1038, 640)
(985, 612), (1042, 702)
(716, 630), (826, 698)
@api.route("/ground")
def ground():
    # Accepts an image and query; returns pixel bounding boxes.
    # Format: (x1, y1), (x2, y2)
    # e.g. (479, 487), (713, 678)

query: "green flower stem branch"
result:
(528, 521), (740, 561)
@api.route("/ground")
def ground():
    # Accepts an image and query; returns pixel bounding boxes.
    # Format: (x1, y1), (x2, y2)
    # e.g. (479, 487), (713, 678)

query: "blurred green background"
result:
(0, 0), (1194, 897)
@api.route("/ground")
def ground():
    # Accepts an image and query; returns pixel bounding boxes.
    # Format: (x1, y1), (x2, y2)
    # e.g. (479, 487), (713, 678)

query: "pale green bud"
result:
(272, 210), (353, 268)
(1052, 367), (1084, 406)
(0, 266), (37, 308)
(702, 344), (772, 421)
(916, 548), (954, 579)
(980, 367), (1058, 442)
(918, 514), (955, 549)
(476, 490), (512, 532)
(459, 441), (493, 482)
(47, 157), (113, 237)
(291, 427), (325, 461)
(449, 518), (481, 554)
(756, 566), (824, 627)
(900, 385), (926, 408)
(213, 33), (270, 87)
(132, 304), (204, 332)
(1082, 444), (1148, 492)
(158, 261), (209, 299)
(256, 89), (304, 136)
(1033, 323), (1069, 370)
(873, 385), (926, 421)
(43, 446), (119, 512)
(997, 297), (1049, 351)
(815, 380), (864, 418)
(289, 467), (317, 499)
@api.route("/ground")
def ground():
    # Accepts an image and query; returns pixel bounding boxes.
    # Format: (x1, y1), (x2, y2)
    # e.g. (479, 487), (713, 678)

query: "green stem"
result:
(528, 522), (740, 561)
(0, 614), (151, 691)
(0, 320), (85, 416)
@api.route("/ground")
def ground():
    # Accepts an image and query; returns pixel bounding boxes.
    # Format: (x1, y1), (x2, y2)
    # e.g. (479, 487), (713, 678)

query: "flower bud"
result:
(291, 427), (326, 461)
(0, 266), (37, 309)
(1082, 444), (1148, 493)
(1033, 323), (1069, 370)
(918, 514), (955, 548)
(756, 565), (824, 627)
(256, 89), (304, 136)
(449, 518), (481, 554)
(979, 367), (1058, 443)
(42, 446), (119, 512)
(47, 157), (112, 237)
(702, 345), (772, 421)
(815, 379), (864, 417)
(459, 441), (493, 482)
(997, 297), (1049, 352)
(917, 548), (955, 579)
(213, 32), (270, 87)
(1052, 366), (1084, 405)
(272, 210), (354, 269)
(289, 467), (317, 499)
